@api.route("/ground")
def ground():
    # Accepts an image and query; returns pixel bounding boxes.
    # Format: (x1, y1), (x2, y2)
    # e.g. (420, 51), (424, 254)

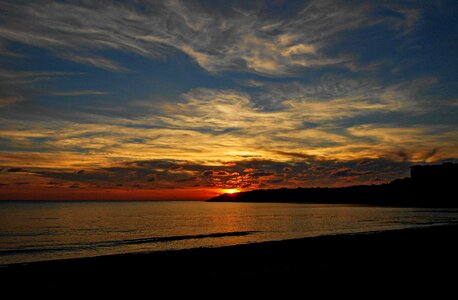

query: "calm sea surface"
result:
(1, 201), (458, 265)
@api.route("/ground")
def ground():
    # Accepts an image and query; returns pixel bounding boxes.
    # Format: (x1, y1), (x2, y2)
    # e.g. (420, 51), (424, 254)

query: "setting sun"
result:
(222, 189), (240, 194)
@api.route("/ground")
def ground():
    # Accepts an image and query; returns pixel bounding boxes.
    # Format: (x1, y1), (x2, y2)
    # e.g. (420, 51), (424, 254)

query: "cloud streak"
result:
(48, 90), (109, 97)
(0, 68), (84, 108)
(1, 83), (456, 176)
(0, 0), (420, 75)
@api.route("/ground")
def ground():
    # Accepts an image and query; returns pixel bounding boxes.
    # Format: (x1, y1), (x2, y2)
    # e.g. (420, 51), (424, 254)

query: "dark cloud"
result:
(31, 157), (413, 190)
(330, 168), (353, 177)
(202, 170), (213, 177)
(175, 177), (197, 183)
(267, 179), (284, 184)
(270, 150), (317, 160)
(358, 159), (373, 166)
(252, 172), (274, 177)
(423, 148), (439, 161)
(7, 168), (26, 172)
(329, 167), (373, 177)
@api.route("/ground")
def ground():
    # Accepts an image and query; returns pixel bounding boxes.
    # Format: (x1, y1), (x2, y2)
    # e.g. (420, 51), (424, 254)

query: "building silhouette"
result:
(410, 162), (458, 186)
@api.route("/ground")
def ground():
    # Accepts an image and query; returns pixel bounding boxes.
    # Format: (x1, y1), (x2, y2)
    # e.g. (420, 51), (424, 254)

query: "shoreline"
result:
(0, 222), (454, 268)
(2, 223), (458, 287)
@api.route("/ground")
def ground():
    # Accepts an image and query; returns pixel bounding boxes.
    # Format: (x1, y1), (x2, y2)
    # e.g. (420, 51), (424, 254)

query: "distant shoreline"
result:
(207, 184), (458, 207)
(208, 163), (458, 207)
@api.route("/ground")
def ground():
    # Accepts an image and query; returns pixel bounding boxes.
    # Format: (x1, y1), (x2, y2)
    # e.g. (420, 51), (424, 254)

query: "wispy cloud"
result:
(347, 124), (458, 162)
(255, 75), (443, 115)
(0, 0), (421, 75)
(1, 81), (456, 176)
(0, 96), (20, 107)
(0, 68), (83, 107)
(0, 69), (79, 83)
(48, 90), (109, 97)
(58, 52), (124, 71)
(0, 39), (21, 57)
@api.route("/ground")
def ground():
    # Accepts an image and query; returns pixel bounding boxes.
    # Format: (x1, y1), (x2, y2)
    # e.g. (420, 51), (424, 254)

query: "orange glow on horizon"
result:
(0, 186), (219, 201)
(222, 189), (240, 194)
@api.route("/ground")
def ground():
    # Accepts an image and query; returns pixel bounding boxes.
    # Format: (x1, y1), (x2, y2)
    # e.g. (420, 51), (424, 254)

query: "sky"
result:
(0, 0), (457, 200)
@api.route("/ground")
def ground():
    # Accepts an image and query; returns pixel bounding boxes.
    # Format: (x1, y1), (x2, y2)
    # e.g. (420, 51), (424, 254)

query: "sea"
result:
(1, 201), (458, 265)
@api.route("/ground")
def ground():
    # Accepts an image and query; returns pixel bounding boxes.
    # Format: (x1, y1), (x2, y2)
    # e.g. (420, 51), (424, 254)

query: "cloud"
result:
(0, 39), (21, 57)
(25, 156), (415, 191)
(256, 76), (440, 114)
(385, 6), (422, 34)
(1, 78), (456, 175)
(0, 68), (83, 108)
(48, 90), (109, 97)
(251, 172), (275, 177)
(0, 96), (20, 107)
(0, 0), (420, 75)
(7, 167), (27, 172)
(58, 52), (123, 71)
(347, 124), (458, 162)
(0, 69), (79, 83)
(202, 170), (213, 177)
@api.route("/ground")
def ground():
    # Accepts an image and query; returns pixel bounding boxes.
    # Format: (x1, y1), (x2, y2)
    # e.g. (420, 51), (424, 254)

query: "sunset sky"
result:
(1, 0), (457, 200)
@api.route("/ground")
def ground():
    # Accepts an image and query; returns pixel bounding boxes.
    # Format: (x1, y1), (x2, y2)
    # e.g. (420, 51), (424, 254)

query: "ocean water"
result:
(1, 201), (458, 265)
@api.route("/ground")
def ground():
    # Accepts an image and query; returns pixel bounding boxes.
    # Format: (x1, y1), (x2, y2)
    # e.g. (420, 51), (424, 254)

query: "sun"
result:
(222, 188), (240, 194)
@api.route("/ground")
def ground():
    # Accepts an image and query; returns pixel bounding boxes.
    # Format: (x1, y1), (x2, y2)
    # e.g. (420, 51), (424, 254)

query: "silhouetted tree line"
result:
(208, 163), (458, 207)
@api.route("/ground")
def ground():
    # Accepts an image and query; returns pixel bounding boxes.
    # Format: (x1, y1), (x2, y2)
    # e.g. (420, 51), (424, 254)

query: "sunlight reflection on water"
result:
(1, 201), (457, 265)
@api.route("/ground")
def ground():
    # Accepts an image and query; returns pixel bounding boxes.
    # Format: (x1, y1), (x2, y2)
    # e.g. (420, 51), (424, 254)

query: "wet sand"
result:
(2, 224), (457, 290)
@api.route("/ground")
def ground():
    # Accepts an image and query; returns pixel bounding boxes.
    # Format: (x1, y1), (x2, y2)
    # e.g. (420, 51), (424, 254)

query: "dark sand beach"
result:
(2, 224), (457, 290)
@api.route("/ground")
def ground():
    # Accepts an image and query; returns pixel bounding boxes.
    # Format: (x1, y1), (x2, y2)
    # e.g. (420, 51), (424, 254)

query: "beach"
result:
(2, 224), (457, 290)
